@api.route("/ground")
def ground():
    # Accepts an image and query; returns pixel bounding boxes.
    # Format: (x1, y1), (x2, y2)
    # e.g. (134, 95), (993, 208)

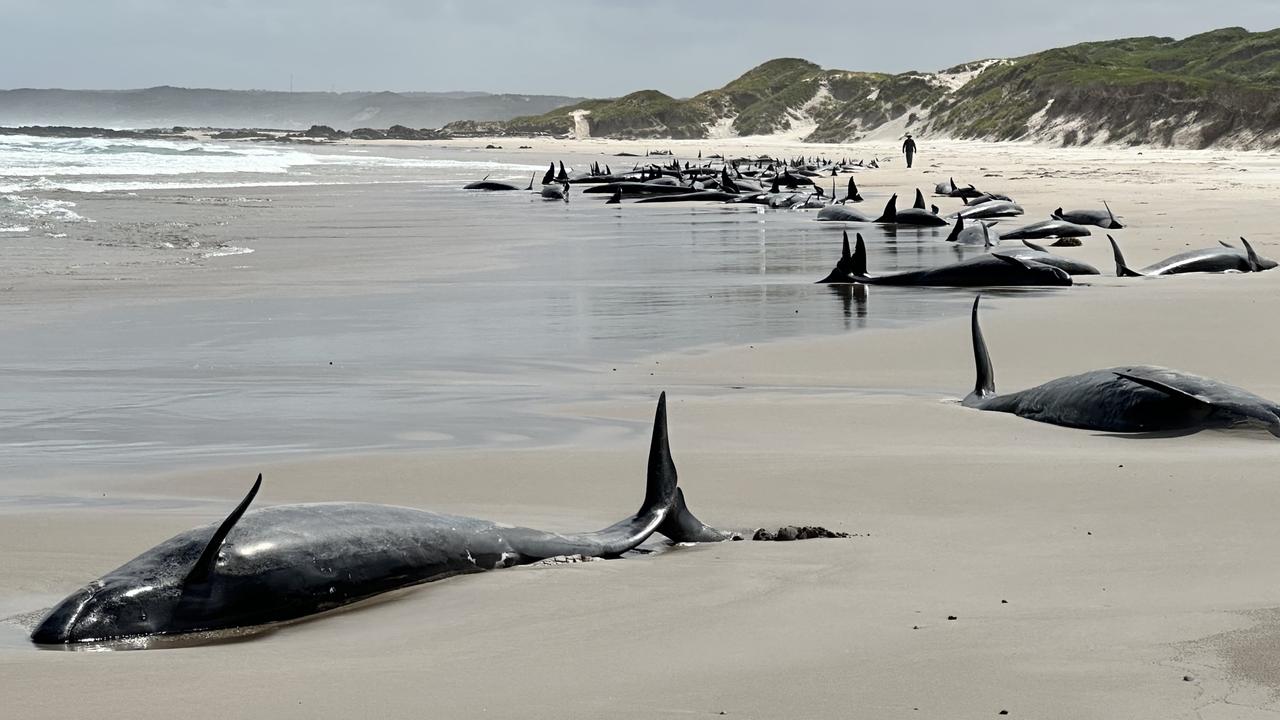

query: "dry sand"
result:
(5, 137), (1280, 718)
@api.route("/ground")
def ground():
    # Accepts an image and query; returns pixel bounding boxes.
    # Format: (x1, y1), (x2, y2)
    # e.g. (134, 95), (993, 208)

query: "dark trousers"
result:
(905, 151), (914, 168)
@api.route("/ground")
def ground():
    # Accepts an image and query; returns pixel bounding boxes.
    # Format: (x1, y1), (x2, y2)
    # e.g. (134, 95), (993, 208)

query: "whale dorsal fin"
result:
(526, 172), (535, 191)
(185, 474), (262, 586)
(967, 295), (996, 402)
(1241, 237), (1263, 272)
(981, 222), (993, 248)
(841, 231), (852, 264)
(946, 216), (963, 243)
(913, 188), (926, 209)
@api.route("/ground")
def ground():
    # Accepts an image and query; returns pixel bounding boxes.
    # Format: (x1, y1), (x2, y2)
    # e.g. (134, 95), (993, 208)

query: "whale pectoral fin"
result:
(1021, 239), (1048, 253)
(1112, 372), (1213, 407)
(991, 253), (1033, 270)
(185, 474), (262, 586)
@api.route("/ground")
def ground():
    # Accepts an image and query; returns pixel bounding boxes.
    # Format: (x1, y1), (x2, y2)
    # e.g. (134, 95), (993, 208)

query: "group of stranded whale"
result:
(29, 153), (1278, 648)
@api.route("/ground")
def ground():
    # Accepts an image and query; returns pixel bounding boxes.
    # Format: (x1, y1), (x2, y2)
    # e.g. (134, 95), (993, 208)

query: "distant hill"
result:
(0, 87), (586, 130)
(445, 27), (1280, 150)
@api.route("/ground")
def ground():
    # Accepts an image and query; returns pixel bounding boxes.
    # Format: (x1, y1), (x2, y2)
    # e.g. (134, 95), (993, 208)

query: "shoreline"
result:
(4, 137), (1280, 717)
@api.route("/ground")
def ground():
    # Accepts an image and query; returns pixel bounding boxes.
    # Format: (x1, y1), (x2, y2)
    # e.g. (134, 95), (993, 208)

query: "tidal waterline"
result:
(0, 141), (1056, 480)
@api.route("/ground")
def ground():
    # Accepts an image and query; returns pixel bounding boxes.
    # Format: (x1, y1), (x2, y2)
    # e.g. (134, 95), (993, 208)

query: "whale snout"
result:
(31, 584), (97, 644)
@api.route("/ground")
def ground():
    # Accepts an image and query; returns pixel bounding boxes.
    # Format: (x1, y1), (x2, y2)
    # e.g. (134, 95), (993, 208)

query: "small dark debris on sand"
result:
(752, 526), (850, 541)
(1051, 238), (1084, 247)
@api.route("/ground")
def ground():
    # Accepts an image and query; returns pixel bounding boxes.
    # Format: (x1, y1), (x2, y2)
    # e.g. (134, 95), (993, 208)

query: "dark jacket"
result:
(902, 138), (918, 154)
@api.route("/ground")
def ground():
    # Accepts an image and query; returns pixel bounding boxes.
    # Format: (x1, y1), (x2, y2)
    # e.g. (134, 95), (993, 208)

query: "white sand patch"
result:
(925, 59), (1005, 91)
(570, 110), (591, 140)
(857, 105), (927, 142)
(779, 84), (833, 141)
(704, 114), (739, 139)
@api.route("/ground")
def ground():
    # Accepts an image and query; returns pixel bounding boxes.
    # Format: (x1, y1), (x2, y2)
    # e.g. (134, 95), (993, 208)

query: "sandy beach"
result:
(4, 136), (1280, 719)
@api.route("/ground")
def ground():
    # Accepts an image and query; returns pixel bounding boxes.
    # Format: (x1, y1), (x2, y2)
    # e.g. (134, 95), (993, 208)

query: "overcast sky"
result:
(1, 1), (1275, 97)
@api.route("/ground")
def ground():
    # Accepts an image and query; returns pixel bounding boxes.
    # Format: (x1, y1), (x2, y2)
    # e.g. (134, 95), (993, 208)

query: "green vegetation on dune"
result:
(928, 27), (1280, 147)
(446, 27), (1280, 149)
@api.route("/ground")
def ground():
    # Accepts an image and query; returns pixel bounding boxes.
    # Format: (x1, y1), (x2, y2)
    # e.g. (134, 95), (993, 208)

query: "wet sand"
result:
(4, 138), (1280, 718)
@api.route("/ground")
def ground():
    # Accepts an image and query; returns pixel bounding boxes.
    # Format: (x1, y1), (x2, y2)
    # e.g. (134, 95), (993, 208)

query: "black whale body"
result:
(962, 296), (1280, 436)
(31, 394), (727, 645)
(816, 232), (1072, 287)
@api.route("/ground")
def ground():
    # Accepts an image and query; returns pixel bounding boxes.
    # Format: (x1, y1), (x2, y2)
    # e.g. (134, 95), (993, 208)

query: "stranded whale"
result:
(961, 296), (1280, 436)
(1109, 236), (1276, 276)
(817, 232), (1071, 287)
(31, 394), (730, 645)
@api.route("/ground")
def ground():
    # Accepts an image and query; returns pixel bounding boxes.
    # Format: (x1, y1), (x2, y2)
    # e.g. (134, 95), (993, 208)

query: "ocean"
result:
(0, 134), (1049, 481)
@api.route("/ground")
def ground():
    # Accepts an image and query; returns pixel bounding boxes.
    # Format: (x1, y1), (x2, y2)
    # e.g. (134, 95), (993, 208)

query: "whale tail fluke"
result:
(816, 231), (856, 284)
(638, 395), (728, 543)
(847, 177), (862, 203)
(874, 194), (898, 223)
(639, 392), (679, 518)
(964, 295), (997, 406)
(851, 232), (869, 277)
(1109, 235), (1143, 277)
(656, 488), (731, 542)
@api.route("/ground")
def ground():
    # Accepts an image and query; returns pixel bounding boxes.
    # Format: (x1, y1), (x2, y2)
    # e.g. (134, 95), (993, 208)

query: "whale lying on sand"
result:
(952, 200), (1024, 220)
(31, 394), (732, 645)
(817, 232), (1071, 287)
(962, 296), (1280, 436)
(817, 205), (874, 222)
(873, 194), (948, 227)
(1109, 236), (1276, 276)
(999, 219), (1092, 241)
(1052, 202), (1123, 229)
(945, 217), (1000, 246)
(464, 173), (535, 191)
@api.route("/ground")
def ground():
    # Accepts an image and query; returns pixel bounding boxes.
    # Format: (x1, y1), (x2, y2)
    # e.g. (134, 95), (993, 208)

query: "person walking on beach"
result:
(902, 133), (918, 169)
